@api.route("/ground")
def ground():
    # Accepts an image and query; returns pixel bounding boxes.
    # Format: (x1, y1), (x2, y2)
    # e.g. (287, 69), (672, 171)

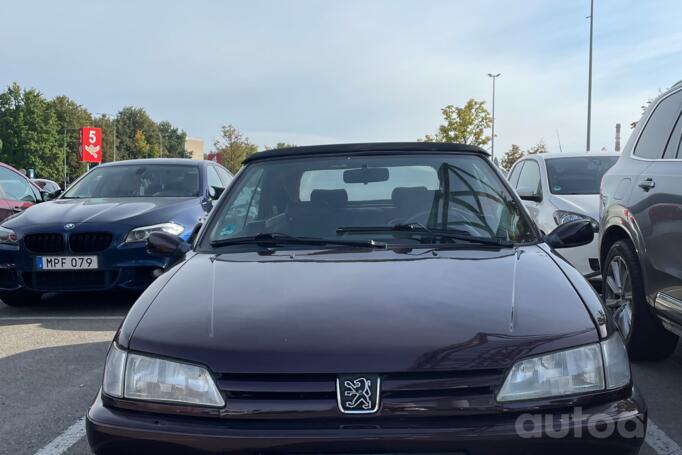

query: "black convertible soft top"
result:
(243, 142), (489, 164)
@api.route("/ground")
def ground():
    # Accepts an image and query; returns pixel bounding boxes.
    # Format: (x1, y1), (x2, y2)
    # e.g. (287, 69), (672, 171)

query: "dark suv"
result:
(600, 81), (682, 360)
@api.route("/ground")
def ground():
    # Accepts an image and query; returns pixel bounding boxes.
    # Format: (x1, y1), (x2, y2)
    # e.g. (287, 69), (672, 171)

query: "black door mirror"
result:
(41, 189), (62, 202)
(517, 187), (542, 203)
(188, 222), (203, 244)
(146, 231), (191, 258)
(544, 220), (594, 249)
(209, 186), (225, 200)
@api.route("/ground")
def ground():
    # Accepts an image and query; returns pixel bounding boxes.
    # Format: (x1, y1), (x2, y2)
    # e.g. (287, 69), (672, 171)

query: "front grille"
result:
(22, 270), (118, 291)
(69, 232), (113, 253)
(214, 370), (504, 420)
(24, 234), (65, 254)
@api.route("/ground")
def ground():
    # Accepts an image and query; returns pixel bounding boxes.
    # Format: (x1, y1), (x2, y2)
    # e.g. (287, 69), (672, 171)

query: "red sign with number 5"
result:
(80, 127), (102, 163)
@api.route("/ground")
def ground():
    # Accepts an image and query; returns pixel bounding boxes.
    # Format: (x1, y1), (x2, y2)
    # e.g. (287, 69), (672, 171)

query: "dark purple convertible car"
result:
(87, 143), (645, 454)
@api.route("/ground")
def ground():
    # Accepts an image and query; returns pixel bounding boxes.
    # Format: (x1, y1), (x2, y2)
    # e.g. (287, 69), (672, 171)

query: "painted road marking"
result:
(647, 420), (682, 455)
(33, 417), (85, 455)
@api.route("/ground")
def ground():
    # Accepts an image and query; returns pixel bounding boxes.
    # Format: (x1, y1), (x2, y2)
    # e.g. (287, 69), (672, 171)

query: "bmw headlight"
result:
(0, 226), (18, 245)
(553, 210), (599, 232)
(497, 335), (630, 402)
(124, 222), (184, 244)
(102, 343), (224, 407)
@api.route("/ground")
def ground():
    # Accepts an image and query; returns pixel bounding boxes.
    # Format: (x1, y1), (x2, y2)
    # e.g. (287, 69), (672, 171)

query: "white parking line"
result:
(34, 417), (85, 455)
(647, 420), (682, 455)
(0, 316), (123, 320)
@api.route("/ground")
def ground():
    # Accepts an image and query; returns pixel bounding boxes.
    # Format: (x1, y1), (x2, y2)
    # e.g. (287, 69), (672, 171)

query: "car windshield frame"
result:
(61, 163), (202, 199)
(197, 152), (541, 252)
(545, 156), (619, 196)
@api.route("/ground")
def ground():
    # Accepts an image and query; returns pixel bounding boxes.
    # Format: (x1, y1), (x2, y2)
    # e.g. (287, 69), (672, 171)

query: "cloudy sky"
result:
(2, 0), (681, 158)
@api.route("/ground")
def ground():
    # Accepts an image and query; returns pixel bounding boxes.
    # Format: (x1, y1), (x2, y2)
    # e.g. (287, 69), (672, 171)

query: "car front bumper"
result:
(0, 242), (170, 293)
(86, 388), (646, 455)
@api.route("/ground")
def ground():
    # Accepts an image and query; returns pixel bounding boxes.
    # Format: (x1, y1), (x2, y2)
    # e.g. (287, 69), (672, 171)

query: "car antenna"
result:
(556, 129), (564, 153)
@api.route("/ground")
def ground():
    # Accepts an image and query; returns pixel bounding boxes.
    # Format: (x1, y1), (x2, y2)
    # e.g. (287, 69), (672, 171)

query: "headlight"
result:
(102, 343), (224, 407)
(553, 210), (599, 232)
(0, 226), (18, 245)
(497, 335), (630, 402)
(124, 222), (184, 244)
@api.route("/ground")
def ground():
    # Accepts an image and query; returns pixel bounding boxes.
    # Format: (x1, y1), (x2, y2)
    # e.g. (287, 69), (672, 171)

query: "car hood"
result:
(128, 246), (598, 374)
(3, 197), (198, 229)
(548, 194), (600, 221)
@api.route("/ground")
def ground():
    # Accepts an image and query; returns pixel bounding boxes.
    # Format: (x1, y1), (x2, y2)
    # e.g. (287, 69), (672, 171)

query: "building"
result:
(184, 137), (204, 160)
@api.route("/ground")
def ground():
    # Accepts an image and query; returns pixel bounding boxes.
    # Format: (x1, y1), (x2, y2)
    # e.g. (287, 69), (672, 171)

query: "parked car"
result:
(0, 162), (46, 223)
(600, 81), (682, 360)
(508, 152), (618, 278)
(0, 158), (232, 306)
(87, 143), (644, 454)
(32, 178), (61, 194)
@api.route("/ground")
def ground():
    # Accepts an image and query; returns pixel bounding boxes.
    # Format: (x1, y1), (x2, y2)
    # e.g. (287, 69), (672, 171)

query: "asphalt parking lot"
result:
(1, 294), (681, 455)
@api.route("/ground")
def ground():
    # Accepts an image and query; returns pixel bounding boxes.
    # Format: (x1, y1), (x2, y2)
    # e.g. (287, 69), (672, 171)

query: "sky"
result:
(1, 0), (681, 160)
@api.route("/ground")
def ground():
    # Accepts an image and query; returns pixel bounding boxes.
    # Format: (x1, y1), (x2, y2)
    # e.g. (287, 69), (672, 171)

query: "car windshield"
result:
(62, 164), (200, 198)
(545, 156), (618, 195)
(205, 153), (536, 248)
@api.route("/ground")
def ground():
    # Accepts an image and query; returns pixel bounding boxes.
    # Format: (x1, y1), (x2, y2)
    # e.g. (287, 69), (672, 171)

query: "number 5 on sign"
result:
(80, 127), (103, 163)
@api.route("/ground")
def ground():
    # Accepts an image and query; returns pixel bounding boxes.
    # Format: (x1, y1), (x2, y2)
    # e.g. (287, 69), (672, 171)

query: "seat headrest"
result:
(391, 186), (429, 205)
(310, 189), (348, 207)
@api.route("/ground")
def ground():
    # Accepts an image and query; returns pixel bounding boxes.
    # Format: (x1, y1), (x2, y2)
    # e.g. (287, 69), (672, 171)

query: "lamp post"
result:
(96, 113), (117, 161)
(62, 127), (81, 189)
(487, 73), (501, 163)
(586, 0), (594, 151)
(158, 130), (163, 158)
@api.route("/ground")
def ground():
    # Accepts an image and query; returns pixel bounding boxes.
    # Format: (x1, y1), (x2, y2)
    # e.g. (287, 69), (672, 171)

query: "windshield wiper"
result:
(336, 224), (514, 247)
(210, 232), (387, 249)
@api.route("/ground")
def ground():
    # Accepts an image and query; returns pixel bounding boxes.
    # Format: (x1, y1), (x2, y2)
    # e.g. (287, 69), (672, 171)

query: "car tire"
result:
(603, 240), (679, 360)
(0, 291), (43, 306)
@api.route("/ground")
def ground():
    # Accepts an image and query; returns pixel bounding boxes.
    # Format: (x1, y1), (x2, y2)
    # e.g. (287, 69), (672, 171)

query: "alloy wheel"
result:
(604, 256), (634, 341)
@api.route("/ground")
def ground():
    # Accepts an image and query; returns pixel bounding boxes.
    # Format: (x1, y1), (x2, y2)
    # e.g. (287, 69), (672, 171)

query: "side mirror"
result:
(188, 222), (203, 244)
(517, 187), (542, 203)
(146, 231), (191, 258)
(209, 186), (225, 200)
(42, 189), (62, 202)
(544, 220), (594, 249)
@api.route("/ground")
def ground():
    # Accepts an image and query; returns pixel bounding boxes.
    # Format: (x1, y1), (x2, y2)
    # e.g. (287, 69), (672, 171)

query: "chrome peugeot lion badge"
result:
(336, 374), (380, 414)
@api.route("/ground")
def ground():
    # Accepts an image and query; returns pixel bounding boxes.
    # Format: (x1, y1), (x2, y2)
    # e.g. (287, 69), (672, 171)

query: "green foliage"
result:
(526, 140), (547, 155)
(0, 83), (61, 180)
(50, 95), (92, 183)
(423, 99), (492, 146)
(213, 124), (258, 173)
(0, 83), (190, 185)
(501, 144), (524, 171)
(264, 142), (297, 150)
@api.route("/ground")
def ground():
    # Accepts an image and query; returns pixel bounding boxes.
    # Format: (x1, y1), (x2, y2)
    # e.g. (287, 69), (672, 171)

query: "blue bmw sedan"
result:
(0, 158), (232, 305)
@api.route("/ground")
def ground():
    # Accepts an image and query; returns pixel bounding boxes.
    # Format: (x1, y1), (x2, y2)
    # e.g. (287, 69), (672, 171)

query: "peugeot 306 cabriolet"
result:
(87, 143), (645, 454)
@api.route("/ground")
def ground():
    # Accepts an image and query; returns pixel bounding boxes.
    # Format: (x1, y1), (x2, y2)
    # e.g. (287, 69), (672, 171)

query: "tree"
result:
(50, 95), (93, 183)
(500, 144), (524, 171)
(422, 99), (492, 146)
(133, 130), (150, 158)
(526, 140), (548, 155)
(213, 124), (258, 173)
(113, 107), (159, 161)
(264, 142), (297, 150)
(0, 83), (61, 180)
(158, 121), (189, 158)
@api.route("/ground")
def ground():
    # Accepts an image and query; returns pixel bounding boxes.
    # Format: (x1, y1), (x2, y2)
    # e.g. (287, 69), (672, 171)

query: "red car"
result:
(0, 163), (44, 222)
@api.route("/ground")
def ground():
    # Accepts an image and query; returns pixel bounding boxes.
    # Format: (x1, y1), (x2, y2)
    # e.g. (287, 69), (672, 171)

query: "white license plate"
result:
(36, 256), (99, 270)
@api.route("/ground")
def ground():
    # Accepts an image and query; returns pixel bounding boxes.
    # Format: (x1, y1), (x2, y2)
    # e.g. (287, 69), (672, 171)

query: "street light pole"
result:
(488, 73), (501, 163)
(158, 130), (163, 158)
(586, 0), (594, 151)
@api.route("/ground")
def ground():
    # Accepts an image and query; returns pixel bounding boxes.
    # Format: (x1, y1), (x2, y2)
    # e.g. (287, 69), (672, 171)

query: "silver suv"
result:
(600, 81), (682, 360)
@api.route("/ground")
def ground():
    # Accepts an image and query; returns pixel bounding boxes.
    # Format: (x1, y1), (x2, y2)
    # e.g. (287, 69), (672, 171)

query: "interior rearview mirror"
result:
(343, 167), (389, 184)
(544, 220), (594, 249)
